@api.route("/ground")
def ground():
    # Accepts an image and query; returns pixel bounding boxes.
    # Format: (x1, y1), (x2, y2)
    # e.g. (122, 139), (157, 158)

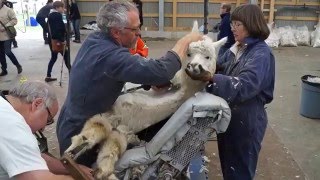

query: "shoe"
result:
(73, 40), (81, 43)
(0, 71), (8, 76)
(17, 66), (22, 74)
(45, 77), (57, 82)
(44, 41), (49, 45)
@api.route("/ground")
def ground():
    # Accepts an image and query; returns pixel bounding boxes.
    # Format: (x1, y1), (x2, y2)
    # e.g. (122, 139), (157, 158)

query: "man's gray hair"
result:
(9, 81), (57, 109)
(96, 0), (138, 33)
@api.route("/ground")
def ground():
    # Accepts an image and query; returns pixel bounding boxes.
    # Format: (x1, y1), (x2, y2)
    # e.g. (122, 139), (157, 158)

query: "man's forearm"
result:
(171, 37), (191, 60)
(41, 153), (69, 175)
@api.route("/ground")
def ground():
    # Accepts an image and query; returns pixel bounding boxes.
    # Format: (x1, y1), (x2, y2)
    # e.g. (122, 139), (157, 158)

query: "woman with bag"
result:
(0, 0), (22, 76)
(45, 1), (71, 82)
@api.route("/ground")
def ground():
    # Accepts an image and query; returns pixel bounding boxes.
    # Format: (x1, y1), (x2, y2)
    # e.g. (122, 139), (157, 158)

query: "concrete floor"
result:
(1, 30), (319, 180)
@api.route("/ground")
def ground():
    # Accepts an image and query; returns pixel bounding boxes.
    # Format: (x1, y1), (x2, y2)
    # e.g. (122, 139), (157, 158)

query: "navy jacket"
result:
(207, 36), (275, 140)
(47, 11), (65, 42)
(57, 31), (181, 153)
(70, 3), (81, 20)
(211, 37), (275, 106)
(217, 13), (235, 49)
(36, 4), (53, 19)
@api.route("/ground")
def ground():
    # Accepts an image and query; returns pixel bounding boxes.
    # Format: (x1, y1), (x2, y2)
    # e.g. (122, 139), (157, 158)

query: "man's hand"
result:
(185, 69), (212, 82)
(183, 32), (203, 44)
(215, 64), (224, 73)
(172, 32), (203, 61)
(78, 165), (94, 180)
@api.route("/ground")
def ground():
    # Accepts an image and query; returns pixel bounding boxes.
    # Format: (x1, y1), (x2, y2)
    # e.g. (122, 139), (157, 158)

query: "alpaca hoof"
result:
(65, 135), (91, 159)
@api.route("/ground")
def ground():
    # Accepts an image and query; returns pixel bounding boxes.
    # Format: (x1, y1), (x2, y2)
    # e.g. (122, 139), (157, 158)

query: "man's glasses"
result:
(46, 107), (54, 125)
(124, 27), (141, 33)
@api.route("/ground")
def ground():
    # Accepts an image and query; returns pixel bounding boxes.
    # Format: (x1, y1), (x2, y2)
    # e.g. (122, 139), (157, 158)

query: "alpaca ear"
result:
(212, 37), (228, 49)
(192, 21), (199, 33)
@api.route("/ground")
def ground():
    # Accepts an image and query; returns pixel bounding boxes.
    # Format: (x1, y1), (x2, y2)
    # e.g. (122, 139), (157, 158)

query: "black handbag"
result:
(0, 21), (16, 39)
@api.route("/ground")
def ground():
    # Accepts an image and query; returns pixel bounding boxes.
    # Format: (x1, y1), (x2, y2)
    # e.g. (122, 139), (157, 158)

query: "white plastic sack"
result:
(311, 23), (320, 48)
(265, 22), (280, 48)
(295, 26), (310, 46)
(307, 77), (320, 84)
(265, 31), (280, 48)
(279, 26), (297, 47)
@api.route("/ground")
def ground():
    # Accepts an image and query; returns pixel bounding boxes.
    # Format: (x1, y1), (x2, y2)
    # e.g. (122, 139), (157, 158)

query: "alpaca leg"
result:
(94, 131), (127, 180)
(65, 115), (113, 158)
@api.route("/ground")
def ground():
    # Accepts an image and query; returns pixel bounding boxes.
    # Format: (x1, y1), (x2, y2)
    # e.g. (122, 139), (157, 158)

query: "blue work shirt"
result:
(57, 31), (181, 154)
(211, 37), (275, 106)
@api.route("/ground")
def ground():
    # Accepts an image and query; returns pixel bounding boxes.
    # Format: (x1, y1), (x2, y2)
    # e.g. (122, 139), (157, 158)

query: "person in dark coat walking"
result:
(217, 3), (235, 58)
(36, 0), (53, 44)
(70, 0), (81, 43)
(45, 1), (71, 82)
(194, 4), (275, 180)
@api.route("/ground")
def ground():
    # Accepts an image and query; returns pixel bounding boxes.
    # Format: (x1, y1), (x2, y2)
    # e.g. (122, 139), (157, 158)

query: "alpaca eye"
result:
(187, 53), (191, 57)
(205, 56), (210, 59)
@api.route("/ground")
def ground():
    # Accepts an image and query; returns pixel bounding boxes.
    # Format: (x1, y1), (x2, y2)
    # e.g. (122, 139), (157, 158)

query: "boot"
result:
(45, 77), (57, 82)
(0, 71), (8, 76)
(17, 66), (22, 74)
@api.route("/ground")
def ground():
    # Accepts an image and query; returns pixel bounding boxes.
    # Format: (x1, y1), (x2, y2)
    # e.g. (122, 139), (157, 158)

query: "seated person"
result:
(0, 81), (93, 180)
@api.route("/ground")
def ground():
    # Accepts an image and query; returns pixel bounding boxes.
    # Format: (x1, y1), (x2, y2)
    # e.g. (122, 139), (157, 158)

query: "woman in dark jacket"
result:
(200, 4), (275, 180)
(45, 1), (71, 82)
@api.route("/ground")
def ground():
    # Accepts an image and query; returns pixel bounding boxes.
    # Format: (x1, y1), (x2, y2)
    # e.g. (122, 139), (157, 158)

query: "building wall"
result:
(77, 0), (320, 31)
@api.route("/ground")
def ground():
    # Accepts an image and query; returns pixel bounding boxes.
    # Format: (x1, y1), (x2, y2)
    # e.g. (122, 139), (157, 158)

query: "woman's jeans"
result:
(0, 40), (21, 72)
(72, 19), (81, 41)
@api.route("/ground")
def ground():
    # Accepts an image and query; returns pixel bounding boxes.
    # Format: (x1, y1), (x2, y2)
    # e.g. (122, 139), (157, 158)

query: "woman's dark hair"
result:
(46, 0), (53, 4)
(231, 4), (270, 40)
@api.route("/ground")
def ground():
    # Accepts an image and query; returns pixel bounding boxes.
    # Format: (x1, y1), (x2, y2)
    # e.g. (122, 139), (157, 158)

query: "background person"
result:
(45, 1), (71, 82)
(70, 0), (81, 43)
(36, 0), (53, 45)
(217, 3), (235, 58)
(2, 0), (17, 48)
(0, 0), (22, 76)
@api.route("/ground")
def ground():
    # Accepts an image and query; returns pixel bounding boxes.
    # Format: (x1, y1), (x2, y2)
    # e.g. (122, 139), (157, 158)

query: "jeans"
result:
(0, 40), (21, 72)
(72, 19), (81, 41)
(36, 17), (49, 42)
(46, 39), (71, 77)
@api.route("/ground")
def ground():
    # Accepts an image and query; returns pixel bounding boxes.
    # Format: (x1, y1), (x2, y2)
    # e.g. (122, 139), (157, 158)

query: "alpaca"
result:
(65, 21), (227, 179)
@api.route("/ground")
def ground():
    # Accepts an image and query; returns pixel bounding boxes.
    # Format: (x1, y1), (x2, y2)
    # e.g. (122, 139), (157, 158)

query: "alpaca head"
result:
(184, 21), (227, 81)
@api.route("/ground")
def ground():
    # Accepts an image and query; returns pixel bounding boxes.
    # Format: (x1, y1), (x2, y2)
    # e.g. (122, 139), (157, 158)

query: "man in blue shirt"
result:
(56, 1), (202, 167)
